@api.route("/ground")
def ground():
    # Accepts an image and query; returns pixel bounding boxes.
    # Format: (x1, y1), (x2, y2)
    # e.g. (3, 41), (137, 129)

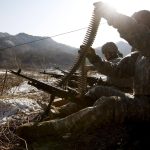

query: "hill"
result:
(0, 32), (77, 69)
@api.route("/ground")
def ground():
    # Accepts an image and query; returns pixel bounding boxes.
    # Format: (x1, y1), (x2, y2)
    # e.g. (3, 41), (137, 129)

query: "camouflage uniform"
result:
(99, 42), (132, 91)
(17, 3), (150, 139)
(56, 43), (132, 118)
(103, 57), (132, 91)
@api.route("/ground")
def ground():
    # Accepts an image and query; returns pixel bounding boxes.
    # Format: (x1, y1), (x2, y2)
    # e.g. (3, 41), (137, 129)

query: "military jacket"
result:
(88, 10), (150, 96)
(106, 57), (132, 89)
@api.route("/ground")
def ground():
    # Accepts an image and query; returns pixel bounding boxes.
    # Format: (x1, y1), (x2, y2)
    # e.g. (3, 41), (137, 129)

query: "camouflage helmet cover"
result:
(101, 42), (118, 54)
(132, 10), (150, 28)
(132, 10), (150, 57)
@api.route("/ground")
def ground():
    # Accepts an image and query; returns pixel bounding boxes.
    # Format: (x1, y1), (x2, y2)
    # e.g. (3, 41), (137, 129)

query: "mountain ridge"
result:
(0, 32), (131, 69)
(0, 32), (77, 69)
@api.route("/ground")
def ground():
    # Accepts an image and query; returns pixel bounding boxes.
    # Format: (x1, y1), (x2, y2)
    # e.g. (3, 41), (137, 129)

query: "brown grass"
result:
(0, 71), (51, 149)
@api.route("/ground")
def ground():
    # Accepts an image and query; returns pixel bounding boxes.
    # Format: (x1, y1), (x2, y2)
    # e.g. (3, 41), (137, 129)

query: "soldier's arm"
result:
(95, 2), (150, 56)
(87, 51), (139, 78)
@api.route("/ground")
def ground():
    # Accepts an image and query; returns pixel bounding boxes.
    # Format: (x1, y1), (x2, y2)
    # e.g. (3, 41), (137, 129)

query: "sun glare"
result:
(89, 0), (150, 47)
(93, 0), (149, 16)
(54, 0), (149, 48)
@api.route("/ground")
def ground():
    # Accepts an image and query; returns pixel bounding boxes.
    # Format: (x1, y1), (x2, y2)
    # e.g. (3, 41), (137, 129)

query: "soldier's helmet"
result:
(102, 42), (118, 54)
(102, 42), (123, 58)
(132, 10), (150, 54)
(132, 10), (150, 29)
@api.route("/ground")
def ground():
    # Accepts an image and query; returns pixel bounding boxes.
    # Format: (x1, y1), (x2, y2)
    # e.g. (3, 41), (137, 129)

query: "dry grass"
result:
(0, 71), (52, 149)
(0, 73), (23, 96)
(0, 113), (38, 150)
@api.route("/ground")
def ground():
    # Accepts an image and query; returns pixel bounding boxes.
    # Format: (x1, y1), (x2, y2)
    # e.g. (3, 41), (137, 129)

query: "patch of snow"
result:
(7, 81), (39, 94)
(0, 70), (62, 125)
(45, 69), (64, 75)
(0, 70), (11, 74)
(0, 98), (41, 124)
(4, 40), (15, 46)
(90, 73), (107, 81)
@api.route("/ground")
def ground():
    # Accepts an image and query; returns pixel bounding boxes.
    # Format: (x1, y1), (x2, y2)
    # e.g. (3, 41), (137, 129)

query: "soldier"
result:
(100, 42), (132, 92)
(51, 42), (131, 118)
(16, 2), (150, 139)
(101, 42), (123, 60)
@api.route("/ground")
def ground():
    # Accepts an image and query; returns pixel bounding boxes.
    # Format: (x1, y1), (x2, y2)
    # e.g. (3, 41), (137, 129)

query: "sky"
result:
(0, 0), (149, 48)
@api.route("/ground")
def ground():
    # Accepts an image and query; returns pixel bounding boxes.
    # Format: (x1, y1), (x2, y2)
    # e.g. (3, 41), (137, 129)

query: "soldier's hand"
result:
(86, 47), (96, 57)
(79, 45), (102, 64)
(79, 45), (96, 57)
(78, 45), (87, 54)
(94, 1), (116, 18)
